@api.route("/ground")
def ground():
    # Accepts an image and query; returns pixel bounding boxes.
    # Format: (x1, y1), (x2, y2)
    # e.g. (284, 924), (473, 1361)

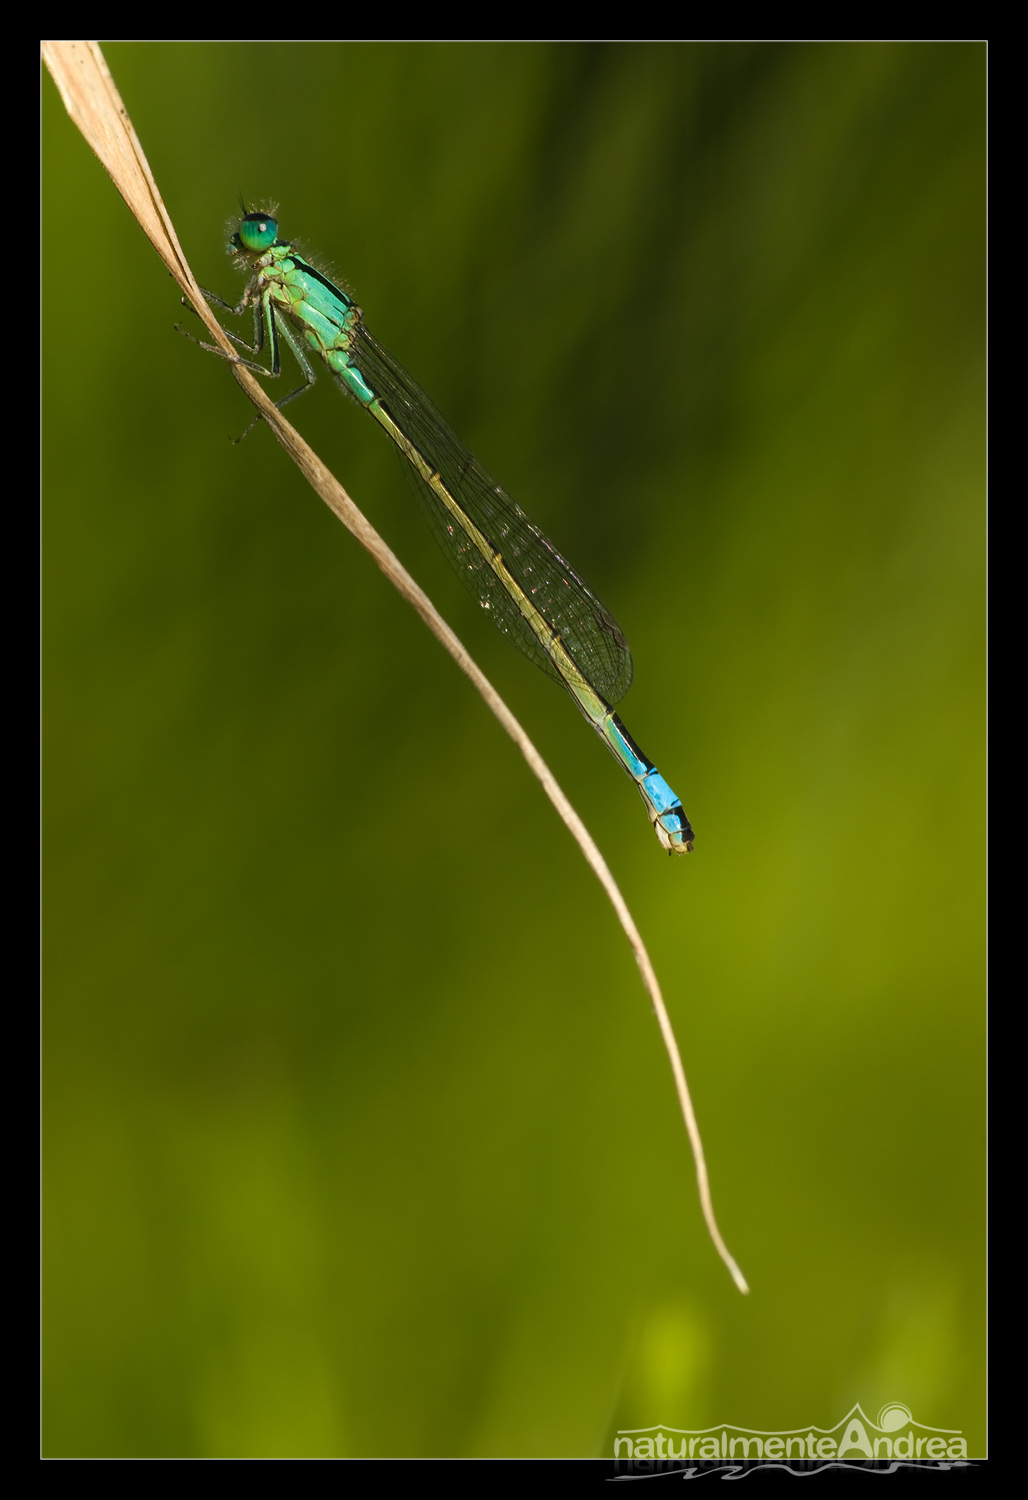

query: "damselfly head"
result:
(227, 201), (281, 259)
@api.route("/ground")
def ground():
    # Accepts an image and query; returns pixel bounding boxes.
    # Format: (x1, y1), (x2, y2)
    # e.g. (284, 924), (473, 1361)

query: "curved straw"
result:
(43, 40), (748, 1294)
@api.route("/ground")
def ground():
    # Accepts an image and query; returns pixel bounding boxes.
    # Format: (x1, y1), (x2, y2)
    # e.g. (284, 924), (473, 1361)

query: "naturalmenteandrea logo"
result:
(613, 1403), (968, 1470)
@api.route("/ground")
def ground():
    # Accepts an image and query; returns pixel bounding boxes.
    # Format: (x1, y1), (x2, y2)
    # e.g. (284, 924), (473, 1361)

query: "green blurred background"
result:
(42, 43), (985, 1458)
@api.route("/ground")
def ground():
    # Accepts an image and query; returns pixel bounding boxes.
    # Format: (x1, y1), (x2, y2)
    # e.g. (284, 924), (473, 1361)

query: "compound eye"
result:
(236, 213), (278, 252)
